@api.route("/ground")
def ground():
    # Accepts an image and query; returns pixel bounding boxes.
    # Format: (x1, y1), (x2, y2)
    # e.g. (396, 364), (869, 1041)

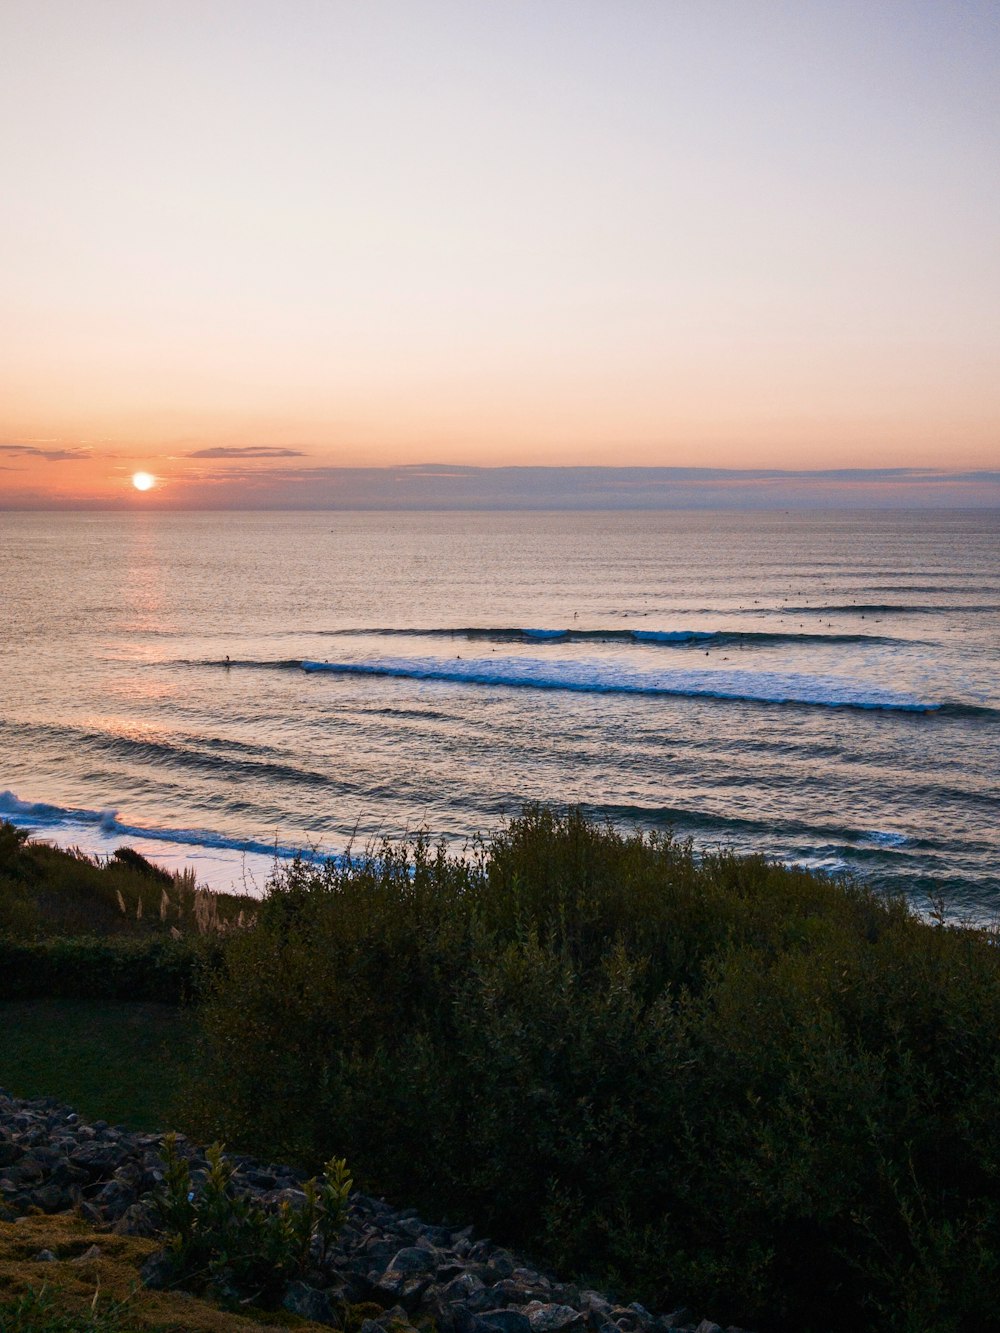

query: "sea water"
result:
(1, 509), (997, 918)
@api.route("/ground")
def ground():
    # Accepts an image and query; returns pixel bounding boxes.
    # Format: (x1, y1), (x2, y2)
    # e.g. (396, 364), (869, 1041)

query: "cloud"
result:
(0, 443), (90, 461)
(185, 446), (307, 459)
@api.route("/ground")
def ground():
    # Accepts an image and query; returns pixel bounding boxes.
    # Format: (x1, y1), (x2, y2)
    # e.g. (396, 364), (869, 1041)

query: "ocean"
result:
(1, 508), (997, 919)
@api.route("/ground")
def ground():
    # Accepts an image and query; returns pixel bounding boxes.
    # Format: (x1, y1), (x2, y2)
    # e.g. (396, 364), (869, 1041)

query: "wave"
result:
(0, 790), (330, 865)
(2, 790), (932, 889)
(185, 657), (304, 670)
(186, 658), (1000, 720)
(303, 626), (904, 647)
(575, 801), (935, 849)
(0, 718), (340, 788)
(300, 655), (939, 713)
(936, 702), (1000, 722)
(782, 603), (1000, 615)
(862, 830), (911, 848)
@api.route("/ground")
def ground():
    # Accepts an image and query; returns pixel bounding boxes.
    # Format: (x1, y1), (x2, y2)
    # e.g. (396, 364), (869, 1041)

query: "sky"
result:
(1, 0), (998, 509)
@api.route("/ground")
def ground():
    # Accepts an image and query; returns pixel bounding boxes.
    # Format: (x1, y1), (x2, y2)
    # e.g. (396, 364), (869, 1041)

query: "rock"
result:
(386, 1246), (438, 1275)
(283, 1279), (340, 1326)
(10, 1158), (44, 1185)
(113, 1202), (158, 1236)
(32, 1249), (57, 1262)
(68, 1143), (125, 1176)
(475, 1310), (533, 1333)
(140, 1248), (176, 1290)
(375, 1269), (430, 1310)
(524, 1303), (587, 1332)
(486, 1251), (517, 1280)
(29, 1183), (68, 1213)
(580, 1292), (613, 1321)
(441, 1272), (488, 1303)
(0, 1141), (24, 1168)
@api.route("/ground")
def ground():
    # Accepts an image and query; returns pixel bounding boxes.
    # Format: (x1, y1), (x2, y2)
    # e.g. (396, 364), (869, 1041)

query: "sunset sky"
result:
(2, 0), (998, 508)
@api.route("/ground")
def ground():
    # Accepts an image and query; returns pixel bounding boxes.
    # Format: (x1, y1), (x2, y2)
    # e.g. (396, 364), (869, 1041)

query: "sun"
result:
(132, 471), (156, 491)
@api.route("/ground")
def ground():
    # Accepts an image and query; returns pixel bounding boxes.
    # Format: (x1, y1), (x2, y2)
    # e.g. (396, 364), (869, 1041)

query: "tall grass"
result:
(0, 822), (252, 940)
(185, 807), (1000, 1333)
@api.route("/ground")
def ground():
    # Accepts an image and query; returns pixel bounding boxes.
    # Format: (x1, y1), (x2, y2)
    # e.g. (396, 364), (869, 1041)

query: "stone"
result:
(140, 1249), (176, 1290)
(28, 1183), (68, 1213)
(441, 1273), (488, 1303)
(113, 1202), (158, 1236)
(283, 1280), (340, 1326)
(71, 1244), (102, 1264)
(68, 1143), (125, 1176)
(524, 1303), (587, 1333)
(387, 1246), (438, 1275)
(0, 1141), (24, 1168)
(475, 1310), (533, 1333)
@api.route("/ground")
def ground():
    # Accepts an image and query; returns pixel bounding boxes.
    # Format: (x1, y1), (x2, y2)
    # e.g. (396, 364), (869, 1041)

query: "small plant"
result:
(0, 1282), (132, 1332)
(149, 1133), (351, 1305)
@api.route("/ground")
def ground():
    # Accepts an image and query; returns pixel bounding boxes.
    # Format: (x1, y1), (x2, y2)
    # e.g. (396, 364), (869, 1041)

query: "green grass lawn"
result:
(0, 1000), (194, 1132)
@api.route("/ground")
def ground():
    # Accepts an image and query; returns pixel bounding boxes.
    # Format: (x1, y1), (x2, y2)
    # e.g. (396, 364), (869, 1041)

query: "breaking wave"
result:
(304, 625), (903, 647)
(299, 656), (939, 713)
(0, 790), (329, 865)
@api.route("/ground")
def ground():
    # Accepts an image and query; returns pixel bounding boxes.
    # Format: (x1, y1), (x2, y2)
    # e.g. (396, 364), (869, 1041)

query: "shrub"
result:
(0, 935), (216, 1002)
(149, 1135), (351, 1306)
(184, 807), (1000, 1333)
(0, 822), (253, 943)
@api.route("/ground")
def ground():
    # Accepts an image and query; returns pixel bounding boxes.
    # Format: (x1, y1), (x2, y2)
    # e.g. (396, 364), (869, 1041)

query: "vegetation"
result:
(5, 810), (1000, 1331)
(0, 822), (252, 943)
(0, 1001), (191, 1130)
(0, 821), (236, 1123)
(184, 806), (1000, 1333)
(151, 1136), (351, 1306)
(0, 822), (253, 1002)
(0, 1215), (332, 1331)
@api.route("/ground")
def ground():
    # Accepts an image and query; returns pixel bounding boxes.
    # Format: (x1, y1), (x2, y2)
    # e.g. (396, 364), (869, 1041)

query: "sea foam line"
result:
(299, 656), (938, 713)
(0, 791), (331, 866)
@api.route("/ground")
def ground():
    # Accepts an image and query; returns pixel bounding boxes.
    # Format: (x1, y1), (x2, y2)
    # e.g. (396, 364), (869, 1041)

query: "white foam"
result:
(0, 789), (332, 896)
(300, 656), (938, 712)
(862, 830), (911, 848)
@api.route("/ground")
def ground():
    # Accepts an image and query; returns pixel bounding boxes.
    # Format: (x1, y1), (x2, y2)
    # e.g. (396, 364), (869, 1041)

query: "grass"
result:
(0, 823), (253, 942)
(0, 1001), (193, 1132)
(0, 1214), (333, 1331)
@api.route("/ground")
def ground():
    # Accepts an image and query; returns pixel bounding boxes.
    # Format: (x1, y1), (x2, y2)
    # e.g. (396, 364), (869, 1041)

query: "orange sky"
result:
(2, 1), (998, 508)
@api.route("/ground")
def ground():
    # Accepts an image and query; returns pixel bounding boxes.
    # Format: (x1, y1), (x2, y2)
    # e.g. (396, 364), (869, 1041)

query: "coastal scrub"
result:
(184, 807), (1000, 1333)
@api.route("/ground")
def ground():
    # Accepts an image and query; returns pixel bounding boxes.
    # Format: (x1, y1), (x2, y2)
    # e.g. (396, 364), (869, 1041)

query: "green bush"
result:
(150, 1135), (351, 1306)
(0, 935), (216, 1002)
(184, 807), (1000, 1333)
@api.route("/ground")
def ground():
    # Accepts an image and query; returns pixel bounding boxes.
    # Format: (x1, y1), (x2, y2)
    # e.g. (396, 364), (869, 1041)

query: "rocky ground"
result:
(0, 1091), (750, 1333)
